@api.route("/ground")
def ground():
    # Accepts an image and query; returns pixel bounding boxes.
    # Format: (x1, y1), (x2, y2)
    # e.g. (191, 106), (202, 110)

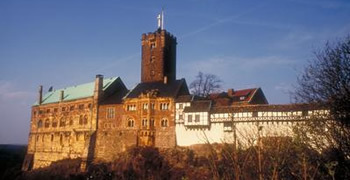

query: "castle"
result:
(22, 14), (326, 171)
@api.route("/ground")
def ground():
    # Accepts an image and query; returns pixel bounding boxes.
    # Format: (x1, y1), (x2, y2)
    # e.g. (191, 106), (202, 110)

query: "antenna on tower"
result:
(157, 8), (164, 30)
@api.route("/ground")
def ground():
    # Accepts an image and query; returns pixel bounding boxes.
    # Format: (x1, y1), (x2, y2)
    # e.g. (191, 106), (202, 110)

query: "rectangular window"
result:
(127, 105), (136, 111)
(179, 103), (183, 109)
(143, 103), (148, 110)
(179, 114), (183, 120)
(107, 107), (115, 119)
(151, 103), (155, 110)
(160, 103), (169, 110)
(150, 119), (155, 127)
(188, 114), (192, 123)
(142, 119), (148, 127)
(70, 106), (75, 111)
(79, 104), (84, 110)
(302, 110), (308, 116)
(224, 122), (233, 132)
(195, 114), (200, 122)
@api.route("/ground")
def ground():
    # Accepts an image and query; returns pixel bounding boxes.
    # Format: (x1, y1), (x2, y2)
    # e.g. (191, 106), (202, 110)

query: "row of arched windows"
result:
(127, 118), (168, 128)
(37, 115), (88, 128)
(33, 103), (92, 116)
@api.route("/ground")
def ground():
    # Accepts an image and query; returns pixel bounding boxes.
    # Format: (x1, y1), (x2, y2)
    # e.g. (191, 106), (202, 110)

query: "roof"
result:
(209, 88), (262, 106)
(183, 100), (212, 112)
(125, 79), (188, 99)
(210, 103), (322, 113)
(34, 77), (119, 105)
(175, 95), (207, 102)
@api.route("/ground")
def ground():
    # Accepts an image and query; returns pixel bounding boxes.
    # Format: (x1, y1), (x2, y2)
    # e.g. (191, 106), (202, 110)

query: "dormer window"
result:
(240, 96), (245, 100)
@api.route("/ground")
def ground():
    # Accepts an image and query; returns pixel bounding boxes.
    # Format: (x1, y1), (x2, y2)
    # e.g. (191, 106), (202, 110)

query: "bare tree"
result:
(189, 72), (222, 97)
(294, 35), (350, 178)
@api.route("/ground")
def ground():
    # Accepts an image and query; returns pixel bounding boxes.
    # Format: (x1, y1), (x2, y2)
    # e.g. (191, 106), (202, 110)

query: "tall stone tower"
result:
(141, 29), (177, 83)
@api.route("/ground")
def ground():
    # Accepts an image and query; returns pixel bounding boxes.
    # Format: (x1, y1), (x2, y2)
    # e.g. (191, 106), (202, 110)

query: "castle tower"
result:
(141, 11), (177, 83)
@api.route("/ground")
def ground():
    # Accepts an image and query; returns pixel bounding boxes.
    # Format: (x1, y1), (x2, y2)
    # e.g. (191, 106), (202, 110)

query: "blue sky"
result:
(1, 0), (350, 144)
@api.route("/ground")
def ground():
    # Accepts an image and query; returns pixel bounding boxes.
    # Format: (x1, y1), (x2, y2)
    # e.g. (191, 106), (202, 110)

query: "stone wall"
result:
(25, 97), (98, 170)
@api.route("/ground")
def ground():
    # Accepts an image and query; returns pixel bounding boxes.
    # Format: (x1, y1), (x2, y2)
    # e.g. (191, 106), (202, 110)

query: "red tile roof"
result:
(209, 88), (258, 105)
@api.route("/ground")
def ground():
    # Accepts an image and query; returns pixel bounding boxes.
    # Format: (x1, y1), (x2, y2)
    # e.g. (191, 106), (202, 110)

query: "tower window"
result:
(150, 56), (156, 63)
(150, 42), (156, 49)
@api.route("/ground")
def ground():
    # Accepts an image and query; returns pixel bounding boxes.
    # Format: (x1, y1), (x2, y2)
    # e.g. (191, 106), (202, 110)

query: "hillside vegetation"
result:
(1, 141), (349, 180)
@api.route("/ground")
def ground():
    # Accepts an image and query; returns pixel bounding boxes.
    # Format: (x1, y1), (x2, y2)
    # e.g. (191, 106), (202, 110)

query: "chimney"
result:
(60, 90), (64, 102)
(94, 74), (104, 103)
(163, 76), (168, 84)
(228, 88), (234, 97)
(38, 85), (43, 105)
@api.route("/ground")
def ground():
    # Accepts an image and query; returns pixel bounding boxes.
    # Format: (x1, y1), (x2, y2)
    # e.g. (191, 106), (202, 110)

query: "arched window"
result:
(37, 120), (43, 128)
(127, 119), (134, 127)
(60, 134), (63, 145)
(142, 119), (148, 127)
(79, 115), (83, 125)
(150, 119), (155, 127)
(59, 118), (65, 127)
(83, 115), (88, 125)
(52, 119), (57, 128)
(161, 119), (168, 127)
(69, 118), (73, 126)
(44, 119), (50, 128)
(51, 134), (54, 142)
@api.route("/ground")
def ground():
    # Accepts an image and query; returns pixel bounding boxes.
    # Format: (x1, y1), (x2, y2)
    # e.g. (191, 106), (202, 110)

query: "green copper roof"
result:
(34, 77), (118, 105)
